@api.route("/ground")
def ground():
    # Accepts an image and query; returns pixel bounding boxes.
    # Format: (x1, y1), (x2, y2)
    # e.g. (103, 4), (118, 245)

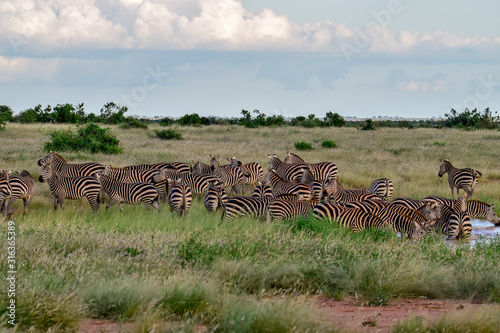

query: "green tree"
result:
(99, 102), (127, 124)
(0, 105), (13, 130)
(325, 111), (346, 127)
(178, 113), (202, 126)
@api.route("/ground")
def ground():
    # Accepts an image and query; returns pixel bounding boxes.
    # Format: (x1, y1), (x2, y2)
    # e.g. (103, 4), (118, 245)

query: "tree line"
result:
(0, 103), (498, 131)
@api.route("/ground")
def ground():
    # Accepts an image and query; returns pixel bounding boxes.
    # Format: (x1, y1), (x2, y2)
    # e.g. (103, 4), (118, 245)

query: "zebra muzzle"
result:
(38, 175), (44, 183)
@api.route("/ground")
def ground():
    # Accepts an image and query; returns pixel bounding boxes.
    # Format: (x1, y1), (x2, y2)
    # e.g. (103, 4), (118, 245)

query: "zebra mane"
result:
(467, 199), (492, 206)
(286, 151), (304, 162)
(51, 152), (67, 163)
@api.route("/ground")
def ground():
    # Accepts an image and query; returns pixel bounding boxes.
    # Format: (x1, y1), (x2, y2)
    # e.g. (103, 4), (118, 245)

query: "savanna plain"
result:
(1, 123), (500, 332)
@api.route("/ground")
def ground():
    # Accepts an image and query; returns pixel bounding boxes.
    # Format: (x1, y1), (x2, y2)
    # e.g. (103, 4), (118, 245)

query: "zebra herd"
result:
(1, 151), (498, 240)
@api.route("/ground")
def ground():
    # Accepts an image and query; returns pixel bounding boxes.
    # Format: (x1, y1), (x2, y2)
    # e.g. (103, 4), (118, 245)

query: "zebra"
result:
(95, 173), (159, 211)
(313, 203), (385, 233)
(192, 161), (213, 176)
(422, 196), (472, 239)
(37, 151), (104, 176)
(0, 170), (12, 215)
(124, 162), (191, 174)
(266, 197), (317, 223)
(4, 170), (37, 217)
(100, 165), (168, 203)
(438, 158), (481, 198)
(327, 179), (381, 203)
(265, 170), (314, 201)
(345, 198), (389, 214)
(268, 154), (308, 183)
(204, 182), (228, 213)
(283, 152), (338, 181)
(210, 154), (245, 197)
(466, 200), (499, 226)
(40, 165), (100, 212)
(227, 157), (264, 195)
(389, 213), (426, 240)
(222, 184), (275, 221)
(376, 204), (437, 227)
(167, 178), (192, 217)
(368, 178), (394, 201)
(390, 197), (424, 210)
(300, 168), (328, 202)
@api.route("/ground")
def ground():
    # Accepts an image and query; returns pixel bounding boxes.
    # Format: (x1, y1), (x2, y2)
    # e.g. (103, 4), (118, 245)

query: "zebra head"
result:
(39, 164), (54, 183)
(420, 201), (441, 226)
(438, 159), (451, 177)
(209, 154), (220, 168)
(487, 204), (499, 225)
(412, 221), (425, 241)
(37, 151), (55, 167)
(322, 177), (337, 200)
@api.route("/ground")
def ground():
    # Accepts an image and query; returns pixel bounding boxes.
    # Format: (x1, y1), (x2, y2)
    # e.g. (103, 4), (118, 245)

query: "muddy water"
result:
(446, 219), (500, 246)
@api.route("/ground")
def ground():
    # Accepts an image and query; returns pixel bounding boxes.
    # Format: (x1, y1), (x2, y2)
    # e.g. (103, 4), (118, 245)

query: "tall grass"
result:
(1, 123), (500, 330)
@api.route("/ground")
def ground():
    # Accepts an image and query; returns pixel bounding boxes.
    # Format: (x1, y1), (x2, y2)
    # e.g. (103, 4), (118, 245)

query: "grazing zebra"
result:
(210, 155), (245, 197)
(368, 178), (394, 201)
(96, 173), (159, 211)
(40, 165), (100, 212)
(0, 170), (12, 215)
(283, 152), (338, 181)
(313, 203), (385, 232)
(100, 165), (170, 202)
(265, 170), (314, 201)
(228, 157), (264, 195)
(37, 151), (104, 176)
(204, 182), (228, 213)
(124, 162), (191, 174)
(466, 200), (499, 226)
(4, 170), (37, 216)
(389, 214), (426, 240)
(266, 197), (316, 223)
(438, 158), (481, 198)
(222, 184), (274, 221)
(390, 197), (424, 210)
(345, 198), (389, 214)
(268, 154), (308, 183)
(327, 179), (380, 203)
(376, 204), (437, 227)
(167, 178), (192, 217)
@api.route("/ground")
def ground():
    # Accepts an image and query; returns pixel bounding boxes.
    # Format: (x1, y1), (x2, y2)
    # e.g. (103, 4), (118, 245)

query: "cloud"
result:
(381, 68), (447, 93)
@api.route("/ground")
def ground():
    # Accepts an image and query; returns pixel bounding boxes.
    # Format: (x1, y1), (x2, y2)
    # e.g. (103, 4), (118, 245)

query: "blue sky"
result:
(1, 0), (499, 119)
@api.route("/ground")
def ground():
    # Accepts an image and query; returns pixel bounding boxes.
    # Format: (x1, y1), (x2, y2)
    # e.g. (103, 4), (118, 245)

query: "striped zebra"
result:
(210, 155), (245, 197)
(313, 202), (385, 233)
(0, 170), (12, 215)
(389, 213), (426, 240)
(124, 162), (191, 174)
(265, 170), (314, 201)
(376, 204), (437, 227)
(268, 154), (308, 183)
(368, 178), (394, 201)
(389, 199), (442, 224)
(466, 200), (499, 226)
(345, 198), (389, 214)
(266, 197), (317, 223)
(95, 173), (159, 211)
(4, 170), (37, 217)
(422, 196), (472, 239)
(100, 165), (168, 202)
(438, 158), (481, 198)
(192, 161), (213, 176)
(222, 184), (275, 221)
(228, 157), (264, 195)
(283, 152), (338, 181)
(327, 179), (380, 203)
(154, 168), (220, 195)
(167, 178), (192, 217)
(37, 151), (104, 176)
(390, 197), (424, 210)
(300, 168), (328, 202)
(40, 165), (100, 212)
(204, 182), (228, 213)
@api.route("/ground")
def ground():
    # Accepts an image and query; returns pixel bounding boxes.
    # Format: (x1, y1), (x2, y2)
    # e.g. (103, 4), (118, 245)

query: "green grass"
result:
(1, 123), (500, 331)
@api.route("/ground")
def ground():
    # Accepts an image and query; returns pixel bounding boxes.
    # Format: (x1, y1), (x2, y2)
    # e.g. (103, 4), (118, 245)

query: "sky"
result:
(1, 0), (499, 119)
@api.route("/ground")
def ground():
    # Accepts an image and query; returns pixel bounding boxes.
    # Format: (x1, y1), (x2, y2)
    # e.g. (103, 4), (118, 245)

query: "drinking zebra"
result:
(40, 165), (100, 212)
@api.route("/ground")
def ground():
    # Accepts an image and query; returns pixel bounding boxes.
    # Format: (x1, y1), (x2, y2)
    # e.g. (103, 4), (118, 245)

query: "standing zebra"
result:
(38, 151), (105, 176)
(422, 196), (472, 239)
(283, 152), (338, 181)
(95, 173), (159, 211)
(438, 158), (481, 198)
(204, 182), (228, 213)
(266, 197), (317, 223)
(466, 200), (499, 226)
(40, 165), (100, 212)
(265, 170), (314, 201)
(222, 184), (274, 221)
(327, 179), (380, 203)
(210, 155), (245, 197)
(313, 202), (385, 233)
(268, 154), (308, 183)
(0, 170), (12, 215)
(228, 157), (264, 195)
(167, 178), (192, 217)
(4, 170), (37, 216)
(124, 162), (191, 174)
(368, 178), (394, 201)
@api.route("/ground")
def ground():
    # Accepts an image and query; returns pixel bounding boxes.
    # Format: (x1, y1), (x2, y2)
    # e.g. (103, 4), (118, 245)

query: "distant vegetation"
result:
(1, 102), (499, 131)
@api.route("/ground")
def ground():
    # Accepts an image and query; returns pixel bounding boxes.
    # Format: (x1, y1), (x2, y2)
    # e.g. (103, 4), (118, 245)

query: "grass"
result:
(1, 123), (500, 331)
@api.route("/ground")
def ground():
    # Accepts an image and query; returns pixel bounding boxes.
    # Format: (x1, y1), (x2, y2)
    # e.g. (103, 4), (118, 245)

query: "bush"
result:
(155, 129), (182, 140)
(359, 118), (376, 130)
(321, 140), (337, 148)
(119, 117), (148, 129)
(159, 117), (175, 126)
(294, 141), (314, 150)
(0, 105), (13, 130)
(43, 123), (123, 154)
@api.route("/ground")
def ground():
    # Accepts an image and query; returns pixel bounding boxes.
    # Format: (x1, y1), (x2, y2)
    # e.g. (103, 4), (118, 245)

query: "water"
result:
(448, 218), (500, 247)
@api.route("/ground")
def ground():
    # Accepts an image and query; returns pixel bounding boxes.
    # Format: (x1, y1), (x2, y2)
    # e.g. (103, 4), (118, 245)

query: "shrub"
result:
(321, 140), (337, 148)
(294, 141), (314, 150)
(119, 117), (148, 129)
(0, 105), (13, 130)
(155, 129), (182, 140)
(359, 119), (376, 130)
(43, 123), (122, 154)
(159, 117), (175, 126)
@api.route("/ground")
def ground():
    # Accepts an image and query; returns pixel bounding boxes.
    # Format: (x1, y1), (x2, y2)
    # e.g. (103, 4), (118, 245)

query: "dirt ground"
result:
(78, 298), (494, 333)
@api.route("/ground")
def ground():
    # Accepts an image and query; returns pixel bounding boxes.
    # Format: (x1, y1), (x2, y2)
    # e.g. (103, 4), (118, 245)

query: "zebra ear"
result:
(268, 154), (272, 159)
(446, 157), (450, 161)
(439, 159), (443, 163)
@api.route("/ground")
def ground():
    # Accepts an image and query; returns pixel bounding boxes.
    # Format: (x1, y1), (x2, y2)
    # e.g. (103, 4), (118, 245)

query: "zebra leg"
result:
(106, 198), (121, 210)
(152, 199), (160, 211)
(100, 188), (106, 204)
(119, 204), (124, 211)
(143, 199), (151, 211)
(53, 197), (59, 210)
(87, 195), (99, 213)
